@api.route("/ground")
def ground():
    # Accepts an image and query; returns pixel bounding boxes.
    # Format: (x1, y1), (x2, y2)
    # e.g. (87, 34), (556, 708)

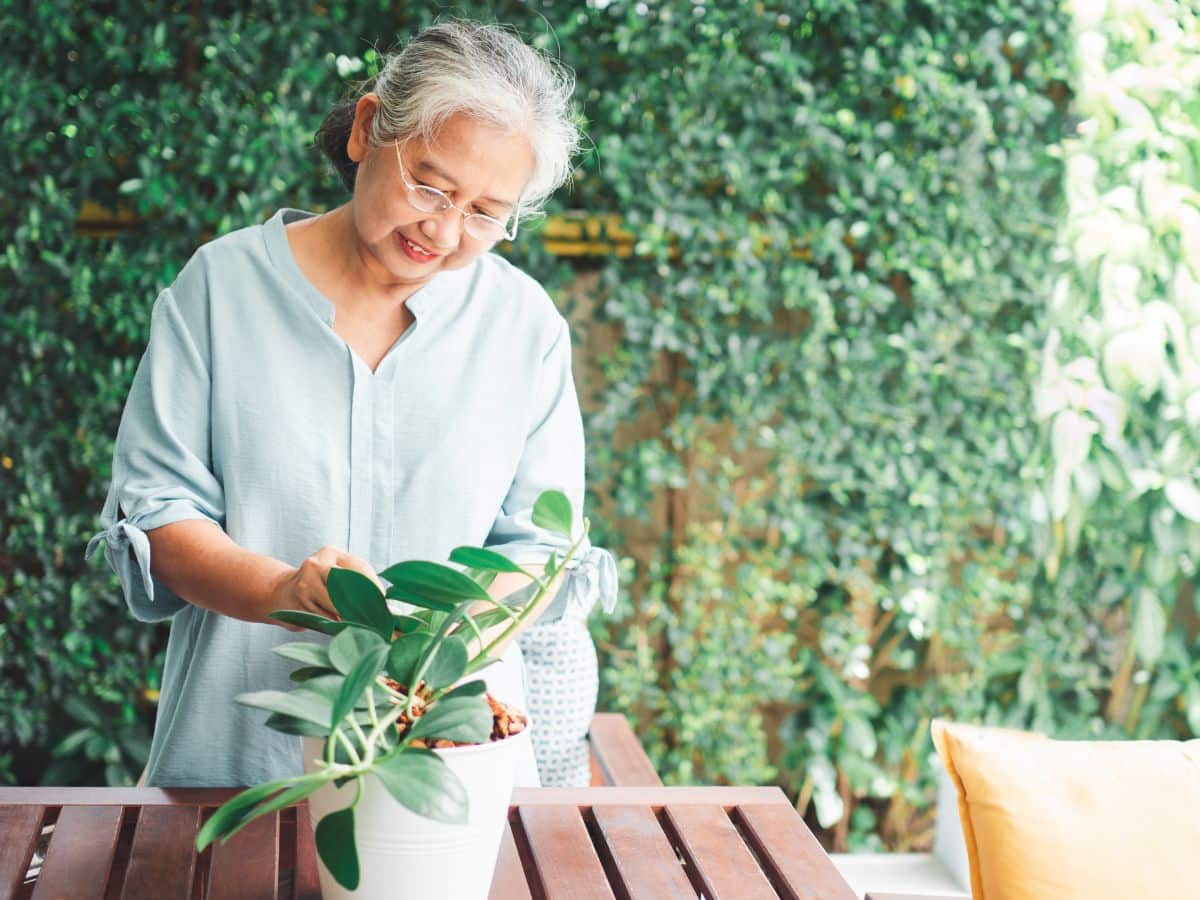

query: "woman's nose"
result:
(420, 211), (463, 250)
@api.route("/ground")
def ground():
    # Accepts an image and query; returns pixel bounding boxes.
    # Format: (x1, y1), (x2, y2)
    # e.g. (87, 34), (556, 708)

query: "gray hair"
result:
(315, 21), (580, 218)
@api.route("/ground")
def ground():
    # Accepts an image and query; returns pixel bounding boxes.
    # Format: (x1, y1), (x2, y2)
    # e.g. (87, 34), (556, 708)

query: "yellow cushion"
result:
(931, 719), (1200, 900)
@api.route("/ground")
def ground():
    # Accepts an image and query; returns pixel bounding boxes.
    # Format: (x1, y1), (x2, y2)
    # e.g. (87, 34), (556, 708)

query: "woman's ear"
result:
(346, 92), (381, 163)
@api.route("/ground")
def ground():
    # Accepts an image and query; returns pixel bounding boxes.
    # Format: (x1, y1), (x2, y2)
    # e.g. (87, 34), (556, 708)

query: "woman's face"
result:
(346, 95), (535, 294)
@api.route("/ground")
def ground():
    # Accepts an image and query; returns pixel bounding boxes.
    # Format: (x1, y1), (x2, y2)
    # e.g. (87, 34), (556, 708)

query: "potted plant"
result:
(196, 490), (586, 899)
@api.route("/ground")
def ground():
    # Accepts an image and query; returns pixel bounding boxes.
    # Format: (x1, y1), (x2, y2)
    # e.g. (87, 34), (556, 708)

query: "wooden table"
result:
(0, 786), (857, 899)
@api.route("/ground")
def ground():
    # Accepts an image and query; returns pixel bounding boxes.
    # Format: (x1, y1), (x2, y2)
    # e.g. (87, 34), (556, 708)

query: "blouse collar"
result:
(263, 207), (444, 327)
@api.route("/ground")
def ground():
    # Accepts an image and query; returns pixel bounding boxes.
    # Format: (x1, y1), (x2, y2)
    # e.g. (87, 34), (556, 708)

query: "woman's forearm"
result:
(471, 565), (563, 657)
(145, 519), (294, 625)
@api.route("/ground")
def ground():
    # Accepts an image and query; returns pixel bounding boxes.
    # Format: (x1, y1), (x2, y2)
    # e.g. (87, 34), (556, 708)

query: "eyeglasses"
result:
(393, 139), (520, 242)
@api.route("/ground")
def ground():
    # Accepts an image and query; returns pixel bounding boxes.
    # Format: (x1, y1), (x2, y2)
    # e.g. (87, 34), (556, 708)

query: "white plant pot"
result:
(301, 726), (529, 900)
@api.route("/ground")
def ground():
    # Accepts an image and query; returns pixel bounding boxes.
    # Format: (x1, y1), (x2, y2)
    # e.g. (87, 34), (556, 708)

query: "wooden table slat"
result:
(2, 786), (847, 900)
(587, 715), (664, 787)
(488, 820), (534, 900)
(0, 785), (789, 807)
(206, 810), (279, 900)
(519, 805), (616, 900)
(0, 788), (241, 806)
(291, 805), (322, 900)
(663, 804), (777, 900)
(0, 804), (44, 898)
(734, 803), (858, 900)
(120, 806), (201, 900)
(31, 805), (123, 900)
(590, 804), (694, 900)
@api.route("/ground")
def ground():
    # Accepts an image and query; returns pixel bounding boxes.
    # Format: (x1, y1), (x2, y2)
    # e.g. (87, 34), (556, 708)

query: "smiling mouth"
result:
(397, 232), (441, 263)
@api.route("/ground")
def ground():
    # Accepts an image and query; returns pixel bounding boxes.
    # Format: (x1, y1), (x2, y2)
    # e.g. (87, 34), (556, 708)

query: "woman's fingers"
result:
(333, 551), (385, 590)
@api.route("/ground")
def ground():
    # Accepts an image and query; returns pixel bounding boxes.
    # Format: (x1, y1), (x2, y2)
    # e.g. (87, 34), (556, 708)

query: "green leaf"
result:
(52, 728), (93, 758)
(532, 490), (573, 537)
(439, 679), (487, 701)
(242, 776), (327, 828)
(371, 748), (468, 824)
(391, 613), (425, 635)
(422, 635), (469, 690)
(197, 775), (304, 850)
(329, 627), (387, 675)
(383, 590), (459, 613)
(330, 645), (389, 727)
(465, 608), (514, 632)
(236, 689), (331, 729)
(381, 560), (491, 604)
(465, 567), (498, 590)
(463, 654), (501, 676)
(448, 547), (525, 573)
(1186, 681), (1200, 736)
(409, 695), (492, 743)
(265, 712), (329, 737)
(289, 666), (336, 683)
(64, 696), (102, 728)
(315, 805), (359, 890)
(273, 642), (332, 668)
(386, 633), (431, 685)
(1133, 588), (1167, 666)
(327, 568), (392, 639)
(267, 610), (348, 636)
(1165, 478), (1200, 523)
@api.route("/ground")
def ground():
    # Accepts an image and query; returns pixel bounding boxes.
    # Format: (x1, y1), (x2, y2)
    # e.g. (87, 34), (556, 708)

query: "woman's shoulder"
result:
(447, 252), (564, 330)
(160, 216), (281, 319)
(191, 218), (273, 279)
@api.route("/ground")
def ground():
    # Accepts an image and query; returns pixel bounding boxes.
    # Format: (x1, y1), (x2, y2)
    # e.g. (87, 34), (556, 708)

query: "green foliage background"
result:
(2, 0), (1194, 848)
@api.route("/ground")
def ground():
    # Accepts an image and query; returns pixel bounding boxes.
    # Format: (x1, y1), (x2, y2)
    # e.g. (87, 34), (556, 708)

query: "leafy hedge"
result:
(1030, 0), (1200, 743)
(5, 0), (1189, 850)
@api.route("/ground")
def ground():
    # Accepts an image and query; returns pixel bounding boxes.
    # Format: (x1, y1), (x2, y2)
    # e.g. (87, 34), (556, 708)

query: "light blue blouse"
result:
(86, 207), (616, 787)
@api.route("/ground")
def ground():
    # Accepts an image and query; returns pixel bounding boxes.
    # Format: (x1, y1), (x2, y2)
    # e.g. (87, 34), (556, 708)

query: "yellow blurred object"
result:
(931, 719), (1200, 900)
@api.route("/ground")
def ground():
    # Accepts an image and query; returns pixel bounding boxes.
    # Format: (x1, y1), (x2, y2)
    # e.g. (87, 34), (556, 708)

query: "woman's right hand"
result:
(268, 546), (384, 630)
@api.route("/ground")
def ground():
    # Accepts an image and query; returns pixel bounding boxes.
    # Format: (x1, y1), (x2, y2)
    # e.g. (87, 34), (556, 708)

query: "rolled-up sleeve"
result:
(485, 316), (617, 622)
(85, 286), (225, 622)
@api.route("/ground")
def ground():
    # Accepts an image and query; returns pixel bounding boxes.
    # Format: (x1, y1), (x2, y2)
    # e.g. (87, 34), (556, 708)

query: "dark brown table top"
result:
(0, 785), (857, 899)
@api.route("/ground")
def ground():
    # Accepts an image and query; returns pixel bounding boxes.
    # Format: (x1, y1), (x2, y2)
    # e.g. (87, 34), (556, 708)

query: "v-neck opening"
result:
(350, 324), (417, 378)
(265, 208), (444, 336)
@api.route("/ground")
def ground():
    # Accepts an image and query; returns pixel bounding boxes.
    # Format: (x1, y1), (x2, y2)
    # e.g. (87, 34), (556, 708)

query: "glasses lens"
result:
(408, 186), (449, 213)
(465, 215), (507, 242)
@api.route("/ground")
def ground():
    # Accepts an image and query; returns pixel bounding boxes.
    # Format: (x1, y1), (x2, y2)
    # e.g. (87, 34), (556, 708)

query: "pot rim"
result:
(427, 721), (532, 757)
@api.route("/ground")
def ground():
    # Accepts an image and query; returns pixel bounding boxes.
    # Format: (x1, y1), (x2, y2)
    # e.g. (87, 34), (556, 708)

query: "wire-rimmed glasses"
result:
(393, 139), (520, 242)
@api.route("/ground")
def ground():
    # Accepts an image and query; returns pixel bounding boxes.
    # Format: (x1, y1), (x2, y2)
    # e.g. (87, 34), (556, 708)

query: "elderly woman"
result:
(87, 21), (616, 789)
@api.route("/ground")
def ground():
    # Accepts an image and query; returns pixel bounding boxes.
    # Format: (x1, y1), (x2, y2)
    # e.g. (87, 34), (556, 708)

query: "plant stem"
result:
(461, 614), (487, 652)
(365, 682), (390, 751)
(361, 702), (410, 765)
(470, 526), (588, 674)
(348, 717), (371, 754)
(334, 728), (362, 767)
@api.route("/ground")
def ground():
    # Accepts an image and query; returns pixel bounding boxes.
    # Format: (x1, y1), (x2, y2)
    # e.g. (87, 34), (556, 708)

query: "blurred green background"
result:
(2, 0), (1198, 850)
